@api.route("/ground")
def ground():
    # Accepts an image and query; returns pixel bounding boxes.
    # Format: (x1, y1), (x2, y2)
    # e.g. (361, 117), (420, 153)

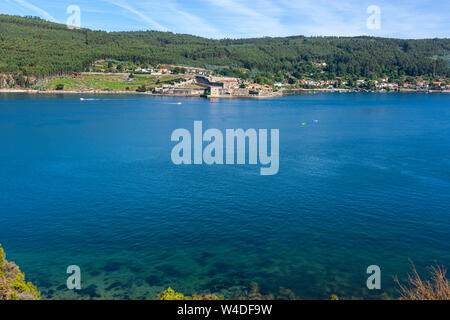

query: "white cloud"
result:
(135, 0), (223, 38)
(275, 0), (450, 38)
(3, 0), (449, 38)
(201, 0), (290, 37)
(103, 0), (168, 31)
(11, 0), (57, 22)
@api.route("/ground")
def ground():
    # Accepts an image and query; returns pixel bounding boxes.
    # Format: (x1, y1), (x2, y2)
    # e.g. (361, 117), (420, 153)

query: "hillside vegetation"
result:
(1, 14), (449, 80)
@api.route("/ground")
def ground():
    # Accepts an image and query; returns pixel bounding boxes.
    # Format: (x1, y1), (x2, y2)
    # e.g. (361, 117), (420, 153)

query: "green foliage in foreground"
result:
(158, 287), (223, 300)
(158, 287), (342, 300)
(1, 14), (449, 80)
(0, 244), (40, 300)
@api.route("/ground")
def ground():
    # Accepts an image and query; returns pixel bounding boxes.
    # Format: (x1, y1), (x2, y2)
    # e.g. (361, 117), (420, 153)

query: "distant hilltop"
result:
(0, 14), (449, 82)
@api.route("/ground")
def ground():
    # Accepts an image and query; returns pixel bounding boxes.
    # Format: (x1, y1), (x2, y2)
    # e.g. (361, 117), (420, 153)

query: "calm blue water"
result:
(0, 93), (449, 300)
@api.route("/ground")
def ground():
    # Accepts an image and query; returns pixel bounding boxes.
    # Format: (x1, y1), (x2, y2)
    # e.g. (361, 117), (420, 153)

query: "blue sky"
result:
(1, 0), (449, 39)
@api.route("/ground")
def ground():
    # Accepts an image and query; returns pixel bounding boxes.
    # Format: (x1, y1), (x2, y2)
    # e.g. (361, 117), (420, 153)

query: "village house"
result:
(248, 83), (263, 90)
(313, 62), (327, 67)
(416, 82), (427, 87)
(138, 68), (152, 73)
(431, 82), (443, 88)
(378, 82), (398, 88)
(151, 68), (172, 75)
(299, 79), (318, 86)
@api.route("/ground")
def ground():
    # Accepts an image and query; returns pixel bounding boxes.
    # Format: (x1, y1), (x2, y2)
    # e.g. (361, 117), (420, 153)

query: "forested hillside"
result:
(1, 14), (449, 79)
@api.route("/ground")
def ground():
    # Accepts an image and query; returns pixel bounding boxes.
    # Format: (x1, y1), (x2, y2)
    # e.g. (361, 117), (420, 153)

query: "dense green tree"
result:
(0, 14), (449, 81)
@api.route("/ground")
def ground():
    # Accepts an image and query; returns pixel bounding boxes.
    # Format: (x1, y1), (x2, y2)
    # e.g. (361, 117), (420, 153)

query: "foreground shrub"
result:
(0, 244), (40, 300)
(396, 261), (450, 300)
(158, 287), (223, 300)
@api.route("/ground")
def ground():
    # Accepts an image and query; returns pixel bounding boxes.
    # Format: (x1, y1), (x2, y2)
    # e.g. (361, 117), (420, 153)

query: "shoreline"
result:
(1, 88), (449, 98)
(0, 88), (282, 98)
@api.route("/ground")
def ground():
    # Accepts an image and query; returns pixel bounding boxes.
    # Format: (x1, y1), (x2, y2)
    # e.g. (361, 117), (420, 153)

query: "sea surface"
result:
(0, 92), (449, 300)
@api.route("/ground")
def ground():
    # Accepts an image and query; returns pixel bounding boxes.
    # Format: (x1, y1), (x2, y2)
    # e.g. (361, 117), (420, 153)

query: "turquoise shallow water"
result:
(0, 92), (449, 299)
